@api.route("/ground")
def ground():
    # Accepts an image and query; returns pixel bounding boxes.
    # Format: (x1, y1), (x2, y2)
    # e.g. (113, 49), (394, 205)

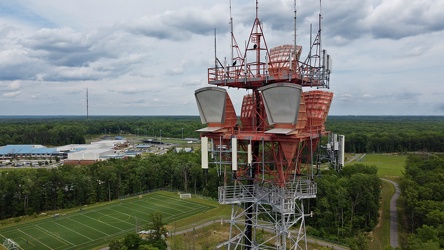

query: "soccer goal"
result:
(3, 239), (21, 250)
(179, 193), (191, 199)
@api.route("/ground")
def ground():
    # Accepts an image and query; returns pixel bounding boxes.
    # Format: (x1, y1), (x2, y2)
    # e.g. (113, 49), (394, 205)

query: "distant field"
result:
(347, 153), (406, 178)
(0, 191), (214, 250)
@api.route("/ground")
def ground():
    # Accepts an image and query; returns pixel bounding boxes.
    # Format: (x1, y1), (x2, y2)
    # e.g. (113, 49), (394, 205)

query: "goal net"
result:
(3, 239), (20, 250)
(179, 193), (191, 199)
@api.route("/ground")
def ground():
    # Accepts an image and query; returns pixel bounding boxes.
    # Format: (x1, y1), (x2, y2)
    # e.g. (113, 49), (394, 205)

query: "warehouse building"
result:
(0, 145), (59, 160)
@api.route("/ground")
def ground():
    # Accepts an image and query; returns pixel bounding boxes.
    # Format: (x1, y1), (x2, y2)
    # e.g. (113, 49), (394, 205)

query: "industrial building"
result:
(0, 139), (129, 165)
(0, 145), (59, 160)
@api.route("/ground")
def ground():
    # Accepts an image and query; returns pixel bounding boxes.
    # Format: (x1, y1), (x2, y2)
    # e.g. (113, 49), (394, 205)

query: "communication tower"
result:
(195, 1), (334, 249)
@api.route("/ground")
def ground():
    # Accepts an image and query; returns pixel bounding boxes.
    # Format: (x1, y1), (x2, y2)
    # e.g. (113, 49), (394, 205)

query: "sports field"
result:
(0, 191), (214, 250)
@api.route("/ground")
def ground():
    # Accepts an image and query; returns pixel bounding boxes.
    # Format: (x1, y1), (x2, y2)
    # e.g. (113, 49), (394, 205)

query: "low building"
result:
(0, 139), (134, 166)
(67, 148), (114, 161)
(0, 145), (59, 160)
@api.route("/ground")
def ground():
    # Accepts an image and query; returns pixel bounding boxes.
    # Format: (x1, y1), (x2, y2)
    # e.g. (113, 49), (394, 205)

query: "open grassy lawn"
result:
(368, 180), (395, 250)
(0, 191), (217, 250)
(348, 153), (406, 179)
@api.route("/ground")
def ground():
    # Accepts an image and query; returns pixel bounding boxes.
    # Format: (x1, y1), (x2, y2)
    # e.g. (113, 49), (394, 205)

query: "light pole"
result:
(182, 128), (184, 139)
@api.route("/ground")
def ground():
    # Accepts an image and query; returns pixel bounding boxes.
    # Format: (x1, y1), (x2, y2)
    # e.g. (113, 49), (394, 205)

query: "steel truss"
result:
(218, 178), (316, 249)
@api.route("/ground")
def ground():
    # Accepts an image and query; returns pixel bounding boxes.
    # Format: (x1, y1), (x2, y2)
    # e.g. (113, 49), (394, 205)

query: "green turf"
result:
(368, 180), (395, 249)
(0, 191), (214, 250)
(348, 153), (406, 178)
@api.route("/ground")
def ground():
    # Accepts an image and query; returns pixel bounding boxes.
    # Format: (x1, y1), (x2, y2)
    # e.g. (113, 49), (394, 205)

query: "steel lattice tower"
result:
(195, 1), (333, 249)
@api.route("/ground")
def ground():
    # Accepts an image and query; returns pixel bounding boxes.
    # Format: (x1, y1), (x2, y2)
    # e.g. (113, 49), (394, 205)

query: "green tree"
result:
(146, 211), (167, 250)
(109, 239), (126, 250)
(122, 232), (141, 250)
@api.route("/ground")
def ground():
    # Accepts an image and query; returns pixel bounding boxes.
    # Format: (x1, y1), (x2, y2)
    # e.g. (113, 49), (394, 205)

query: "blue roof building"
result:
(0, 145), (59, 158)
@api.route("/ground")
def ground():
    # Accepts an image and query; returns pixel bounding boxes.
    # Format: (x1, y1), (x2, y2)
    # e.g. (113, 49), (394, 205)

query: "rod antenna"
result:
(255, 0), (259, 19)
(214, 28), (217, 70)
(294, 0), (297, 61)
(230, 0), (234, 64)
(319, 0), (322, 62)
(86, 88), (89, 119)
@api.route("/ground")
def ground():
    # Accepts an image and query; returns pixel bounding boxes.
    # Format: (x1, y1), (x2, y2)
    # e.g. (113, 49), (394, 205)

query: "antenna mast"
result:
(294, 0), (297, 60)
(319, 0), (322, 68)
(86, 88), (89, 118)
(230, 0), (233, 64)
(214, 28), (217, 70)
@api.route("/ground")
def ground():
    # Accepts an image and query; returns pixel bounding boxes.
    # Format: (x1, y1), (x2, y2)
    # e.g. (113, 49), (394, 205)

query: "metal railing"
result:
(218, 178), (317, 213)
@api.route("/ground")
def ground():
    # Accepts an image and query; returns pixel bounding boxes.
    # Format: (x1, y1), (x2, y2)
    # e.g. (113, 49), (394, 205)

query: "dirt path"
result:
(381, 178), (400, 248)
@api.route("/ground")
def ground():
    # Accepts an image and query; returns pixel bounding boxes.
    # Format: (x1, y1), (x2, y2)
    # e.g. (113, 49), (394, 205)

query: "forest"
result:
(400, 154), (444, 249)
(1, 115), (443, 153)
(308, 164), (381, 248)
(0, 116), (202, 146)
(326, 116), (444, 153)
(1, 115), (444, 248)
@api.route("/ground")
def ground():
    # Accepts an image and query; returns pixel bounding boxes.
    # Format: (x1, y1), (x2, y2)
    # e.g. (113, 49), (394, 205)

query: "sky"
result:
(0, 0), (443, 116)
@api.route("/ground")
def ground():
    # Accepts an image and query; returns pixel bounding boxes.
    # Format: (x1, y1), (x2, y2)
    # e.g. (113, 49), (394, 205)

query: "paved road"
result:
(381, 178), (400, 248)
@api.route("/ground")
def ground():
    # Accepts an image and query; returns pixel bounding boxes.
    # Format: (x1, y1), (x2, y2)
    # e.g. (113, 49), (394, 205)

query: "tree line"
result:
(400, 154), (444, 249)
(308, 164), (381, 248)
(0, 116), (203, 146)
(0, 152), (204, 220)
(326, 116), (444, 153)
(1, 115), (443, 153)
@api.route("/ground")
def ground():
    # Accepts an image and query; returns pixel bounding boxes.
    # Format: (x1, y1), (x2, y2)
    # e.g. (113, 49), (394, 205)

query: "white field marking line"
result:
(104, 208), (148, 222)
(146, 196), (192, 212)
(150, 195), (209, 212)
(153, 194), (210, 210)
(53, 221), (94, 241)
(17, 228), (54, 250)
(164, 201), (210, 221)
(0, 234), (26, 250)
(61, 225), (140, 250)
(35, 225), (74, 246)
(20, 236), (35, 247)
(111, 201), (162, 218)
(65, 217), (110, 237)
(125, 200), (174, 216)
(79, 213), (122, 231)
(147, 196), (212, 219)
(94, 210), (134, 226)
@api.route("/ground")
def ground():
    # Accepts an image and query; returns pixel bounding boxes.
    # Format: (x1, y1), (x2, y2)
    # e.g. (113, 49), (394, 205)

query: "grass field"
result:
(0, 191), (215, 250)
(347, 153), (407, 178)
(368, 180), (395, 250)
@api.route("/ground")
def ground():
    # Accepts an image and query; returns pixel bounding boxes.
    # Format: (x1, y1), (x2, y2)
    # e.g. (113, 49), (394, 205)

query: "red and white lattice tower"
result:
(195, 1), (333, 249)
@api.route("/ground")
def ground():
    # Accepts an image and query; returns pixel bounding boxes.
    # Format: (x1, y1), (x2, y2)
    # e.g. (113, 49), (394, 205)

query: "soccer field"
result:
(0, 191), (214, 250)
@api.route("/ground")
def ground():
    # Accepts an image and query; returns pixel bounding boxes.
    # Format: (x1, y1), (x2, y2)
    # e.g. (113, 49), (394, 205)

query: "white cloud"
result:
(3, 90), (22, 98)
(9, 80), (21, 90)
(0, 0), (442, 115)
